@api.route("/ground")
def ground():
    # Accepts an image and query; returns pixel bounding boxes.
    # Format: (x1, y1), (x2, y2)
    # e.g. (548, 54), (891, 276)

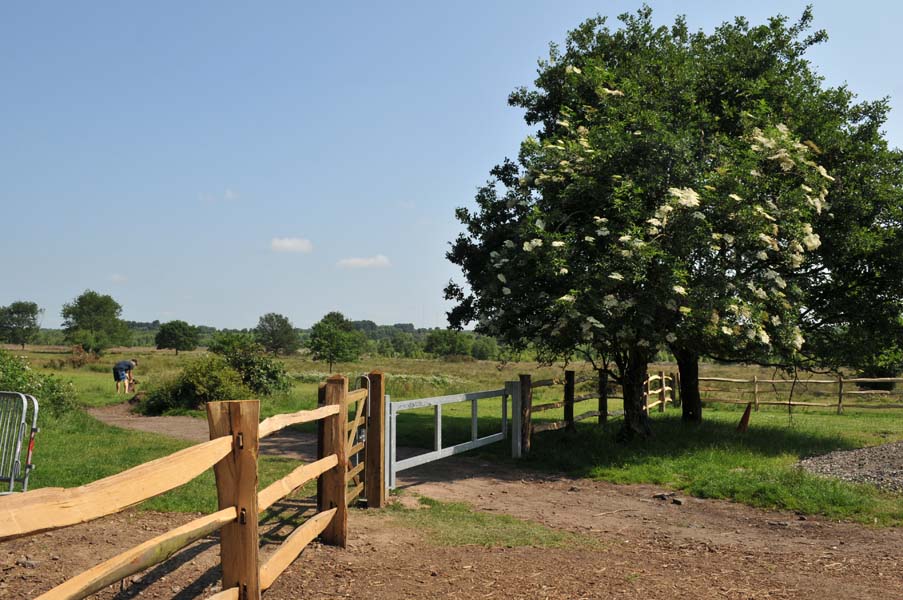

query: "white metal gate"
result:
(0, 392), (39, 494)
(386, 385), (512, 489)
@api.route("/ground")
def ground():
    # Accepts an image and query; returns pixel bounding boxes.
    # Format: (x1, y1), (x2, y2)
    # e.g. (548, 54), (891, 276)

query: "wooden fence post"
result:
(364, 370), (386, 508)
(519, 374), (532, 456)
(508, 380), (522, 458)
(598, 370), (608, 424)
(658, 370), (666, 412)
(564, 370), (575, 432)
(753, 376), (759, 412)
(320, 375), (348, 547)
(316, 383), (326, 512)
(837, 375), (844, 415)
(207, 400), (261, 600)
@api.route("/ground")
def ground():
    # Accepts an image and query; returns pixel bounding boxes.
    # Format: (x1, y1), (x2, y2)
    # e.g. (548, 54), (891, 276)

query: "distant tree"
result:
(470, 336), (499, 360)
(61, 290), (131, 354)
(0, 301), (43, 349)
(424, 329), (473, 358)
(208, 331), (290, 395)
(308, 312), (363, 372)
(254, 313), (301, 355)
(390, 331), (422, 358)
(155, 320), (200, 355)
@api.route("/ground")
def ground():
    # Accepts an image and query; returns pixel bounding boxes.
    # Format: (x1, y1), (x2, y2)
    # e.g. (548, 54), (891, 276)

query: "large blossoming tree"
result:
(446, 8), (834, 438)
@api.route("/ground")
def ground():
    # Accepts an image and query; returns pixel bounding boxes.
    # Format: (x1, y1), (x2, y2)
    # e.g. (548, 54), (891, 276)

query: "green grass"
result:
(386, 495), (595, 548)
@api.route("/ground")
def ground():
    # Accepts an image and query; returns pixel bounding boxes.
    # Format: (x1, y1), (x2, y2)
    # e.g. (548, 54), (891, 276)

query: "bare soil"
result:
(3, 454), (901, 599)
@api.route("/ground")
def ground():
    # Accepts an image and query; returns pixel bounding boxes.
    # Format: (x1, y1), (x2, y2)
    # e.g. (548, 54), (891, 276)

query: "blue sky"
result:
(1, 1), (900, 329)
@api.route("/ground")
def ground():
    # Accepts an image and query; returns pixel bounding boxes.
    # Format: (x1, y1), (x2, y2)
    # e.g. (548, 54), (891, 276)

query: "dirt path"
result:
(87, 403), (319, 461)
(3, 454), (901, 599)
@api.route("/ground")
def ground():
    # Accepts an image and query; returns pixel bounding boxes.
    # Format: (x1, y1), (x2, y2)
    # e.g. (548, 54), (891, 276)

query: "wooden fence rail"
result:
(698, 375), (903, 414)
(0, 370), (388, 600)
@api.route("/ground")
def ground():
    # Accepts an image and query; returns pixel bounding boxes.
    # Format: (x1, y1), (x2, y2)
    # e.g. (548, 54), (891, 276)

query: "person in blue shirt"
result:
(113, 359), (138, 394)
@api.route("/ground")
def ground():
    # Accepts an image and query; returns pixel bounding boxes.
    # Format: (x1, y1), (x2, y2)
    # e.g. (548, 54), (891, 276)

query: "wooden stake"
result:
(206, 400), (260, 600)
(837, 375), (844, 415)
(753, 376), (759, 412)
(564, 370), (575, 433)
(519, 374), (532, 455)
(658, 370), (666, 412)
(364, 370), (386, 508)
(320, 376), (348, 547)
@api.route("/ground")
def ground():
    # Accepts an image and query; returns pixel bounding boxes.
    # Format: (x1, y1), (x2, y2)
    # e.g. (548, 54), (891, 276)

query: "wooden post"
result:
(598, 370), (608, 424)
(507, 380), (522, 458)
(316, 383), (326, 512)
(658, 370), (666, 412)
(837, 375), (844, 415)
(320, 375), (348, 547)
(207, 400), (261, 600)
(364, 370), (386, 508)
(519, 374), (532, 456)
(564, 370), (575, 432)
(753, 376), (759, 412)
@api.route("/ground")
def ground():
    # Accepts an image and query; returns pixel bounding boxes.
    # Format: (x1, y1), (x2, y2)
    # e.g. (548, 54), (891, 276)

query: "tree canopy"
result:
(254, 312), (301, 355)
(446, 7), (855, 437)
(308, 312), (363, 372)
(0, 301), (42, 349)
(154, 320), (199, 355)
(61, 290), (131, 354)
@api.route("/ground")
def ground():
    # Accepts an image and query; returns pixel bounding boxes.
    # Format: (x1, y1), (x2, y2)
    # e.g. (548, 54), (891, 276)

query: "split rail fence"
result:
(699, 375), (903, 414)
(0, 371), (387, 600)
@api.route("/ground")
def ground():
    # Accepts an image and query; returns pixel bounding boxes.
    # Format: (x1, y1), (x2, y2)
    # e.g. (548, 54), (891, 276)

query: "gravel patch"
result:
(799, 441), (903, 493)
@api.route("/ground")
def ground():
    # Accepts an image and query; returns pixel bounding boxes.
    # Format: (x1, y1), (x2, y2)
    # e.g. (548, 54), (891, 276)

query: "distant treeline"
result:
(36, 319), (513, 361)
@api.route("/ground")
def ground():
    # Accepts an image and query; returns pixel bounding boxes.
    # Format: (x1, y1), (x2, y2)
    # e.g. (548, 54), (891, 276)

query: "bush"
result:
(209, 332), (291, 395)
(140, 355), (250, 415)
(0, 350), (77, 416)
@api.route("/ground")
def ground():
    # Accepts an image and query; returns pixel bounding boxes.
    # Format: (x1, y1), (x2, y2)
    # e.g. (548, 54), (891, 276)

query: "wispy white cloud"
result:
(110, 273), (128, 283)
(201, 188), (240, 204)
(337, 254), (391, 269)
(271, 237), (313, 253)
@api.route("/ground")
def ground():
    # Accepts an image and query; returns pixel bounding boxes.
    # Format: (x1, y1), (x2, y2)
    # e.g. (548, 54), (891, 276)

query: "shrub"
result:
(0, 350), (77, 416)
(140, 355), (250, 415)
(209, 332), (291, 395)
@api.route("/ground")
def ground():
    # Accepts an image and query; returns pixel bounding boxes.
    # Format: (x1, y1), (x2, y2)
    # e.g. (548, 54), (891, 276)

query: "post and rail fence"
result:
(0, 370), (387, 600)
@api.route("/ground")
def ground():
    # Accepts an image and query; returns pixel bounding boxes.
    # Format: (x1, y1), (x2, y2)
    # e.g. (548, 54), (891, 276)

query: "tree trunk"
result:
(673, 346), (702, 423)
(619, 349), (652, 440)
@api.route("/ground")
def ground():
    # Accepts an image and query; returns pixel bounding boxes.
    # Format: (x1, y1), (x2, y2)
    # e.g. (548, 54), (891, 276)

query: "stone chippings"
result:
(799, 441), (903, 493)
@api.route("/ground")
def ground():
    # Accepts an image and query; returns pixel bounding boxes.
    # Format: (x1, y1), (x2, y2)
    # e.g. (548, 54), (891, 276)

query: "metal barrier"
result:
(387, 387), (508, 489)
(0, 391), (39, 494)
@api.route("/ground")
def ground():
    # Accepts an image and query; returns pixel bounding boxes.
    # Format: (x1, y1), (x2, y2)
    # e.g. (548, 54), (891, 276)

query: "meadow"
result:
(9, 345), (903, 524)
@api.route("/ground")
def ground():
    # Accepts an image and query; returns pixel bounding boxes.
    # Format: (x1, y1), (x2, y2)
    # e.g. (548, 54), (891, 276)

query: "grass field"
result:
(9, 345), (903, 524)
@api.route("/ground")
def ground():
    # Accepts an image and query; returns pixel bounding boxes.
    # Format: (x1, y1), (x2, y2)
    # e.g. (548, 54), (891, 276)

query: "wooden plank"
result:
(207, 400), (260, 599)
(520, 374), (532, 455)
(574, 393), (596, 403)
(846, 377), (903, 384)
(345, 462), (364, 483)
(258, 405), (340, 439)
(532, 400), (565, 413)
(842, 403), (903, 409)
(259, 508), (336, 591)
(531, 420), (567, 433)
(347, 440), (365, 458)
(347, 388), (368, 405)
(0, 435), (232, 541)
(320, 376), (348, 547)
(36, 507), (236, 600)
(258, 456), (338, 513)
(698, 377), (752, 383)
(364, 370), (386, 508)
(346, 482), (364, 506)
(645, 400), (662, 411)
(573, 410), (601, 422)
(757, 379), (837, 384)
(207, 587), (240, 600)
(530, 378), (561, 388)
(845, 390), (898, 396)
